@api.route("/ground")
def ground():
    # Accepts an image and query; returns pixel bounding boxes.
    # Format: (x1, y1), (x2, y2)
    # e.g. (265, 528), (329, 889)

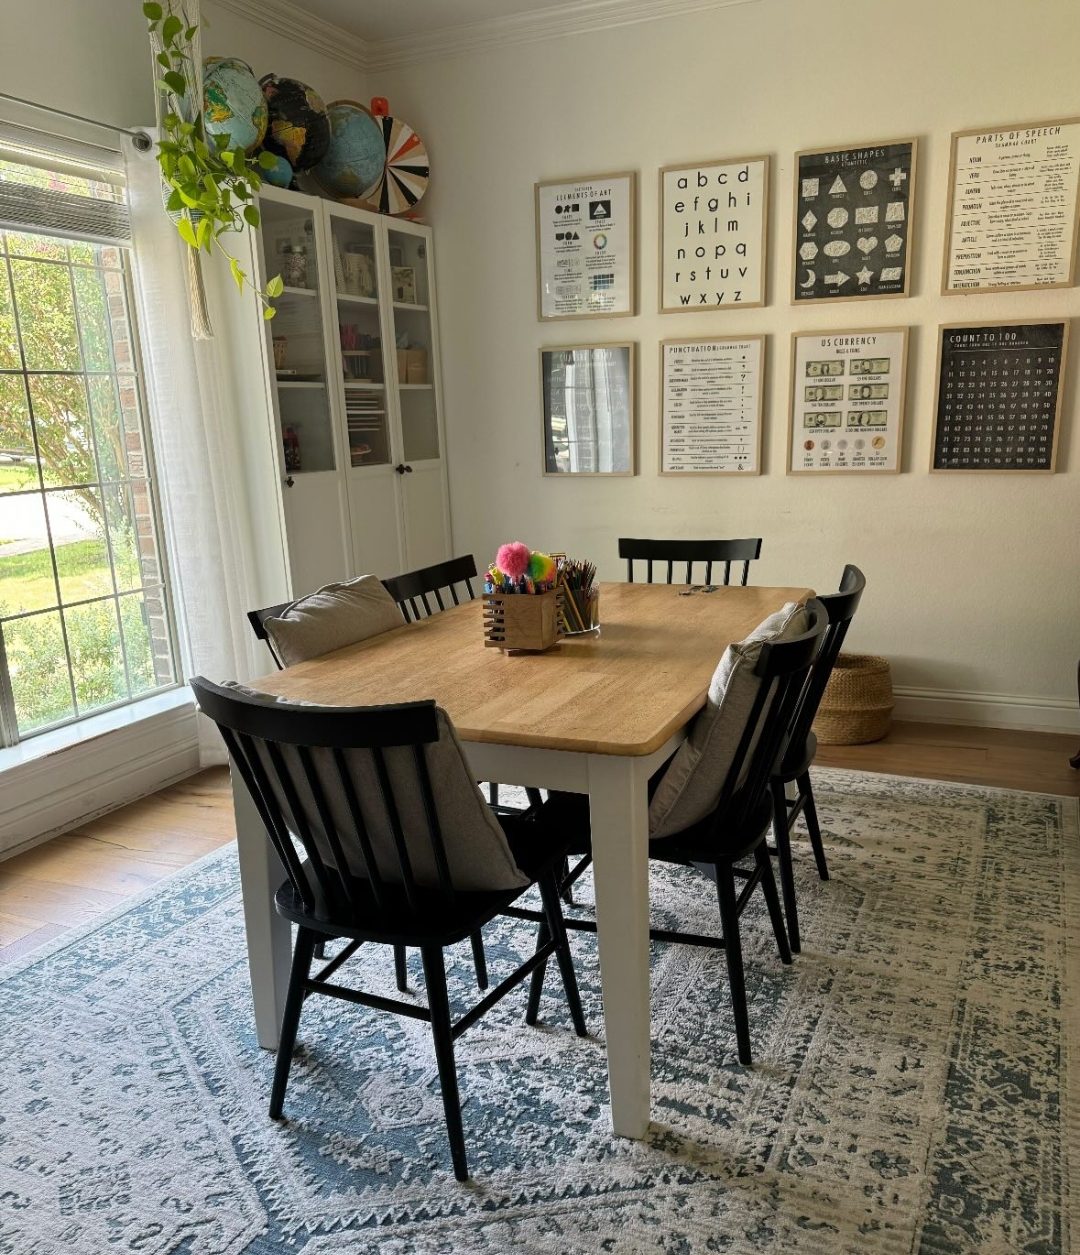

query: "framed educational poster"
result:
(792, 138), (917, 304)
(541, 343), (636, 475)
(931, 321), (1068, 472)
(660, 337), (764, 474)
(535, 172), (636, 320)
(659, 155), (769, 312)
(943, 118), (1080, 294)
(788, 327), (908, 474)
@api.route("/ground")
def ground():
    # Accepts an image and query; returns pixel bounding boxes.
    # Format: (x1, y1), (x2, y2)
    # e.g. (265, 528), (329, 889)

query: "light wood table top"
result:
(252, 582), (813, 757)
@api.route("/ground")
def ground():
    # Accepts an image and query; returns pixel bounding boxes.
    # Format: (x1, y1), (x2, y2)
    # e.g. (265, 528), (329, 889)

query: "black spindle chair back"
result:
(246, 600), (292, 669)
(382, 555), (478, 624)
(618, 537), (763, 587)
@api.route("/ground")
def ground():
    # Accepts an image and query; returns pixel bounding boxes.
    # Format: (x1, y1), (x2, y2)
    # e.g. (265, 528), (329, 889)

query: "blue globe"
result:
(202, 58), (267, 154)
(311, 100), (385, 202)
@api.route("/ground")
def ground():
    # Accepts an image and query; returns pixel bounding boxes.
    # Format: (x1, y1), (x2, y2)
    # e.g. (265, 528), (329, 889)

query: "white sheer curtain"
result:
(125, 134), (265, 761)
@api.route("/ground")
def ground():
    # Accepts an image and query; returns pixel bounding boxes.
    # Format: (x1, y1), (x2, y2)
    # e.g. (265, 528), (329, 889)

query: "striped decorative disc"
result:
(363, 115), (430, 215)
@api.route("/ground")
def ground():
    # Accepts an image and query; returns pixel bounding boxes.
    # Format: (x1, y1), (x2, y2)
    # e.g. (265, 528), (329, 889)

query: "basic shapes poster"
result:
(943, 117), (1080, 293)
(788, 327), (909, 473)
(660, 337), (764, 474)
(792, 138), (917, 303)
(659, 156), (768, 312)
(931, 321), (1068, 472)
(535, 172), (636, 320)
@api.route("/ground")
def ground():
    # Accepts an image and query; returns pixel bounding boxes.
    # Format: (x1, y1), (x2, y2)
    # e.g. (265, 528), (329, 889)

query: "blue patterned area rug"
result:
(1, 769), (1077, 1254)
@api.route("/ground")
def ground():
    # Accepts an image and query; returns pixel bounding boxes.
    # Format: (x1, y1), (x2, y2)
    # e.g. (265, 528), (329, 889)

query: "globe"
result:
(260, 153), (294, 189)
(258, 74), (330, 171)
(202, 58), (267, 154)
(310, 100), (384, 202)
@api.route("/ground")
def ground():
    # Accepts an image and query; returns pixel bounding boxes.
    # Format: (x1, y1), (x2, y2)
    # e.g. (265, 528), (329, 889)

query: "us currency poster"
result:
(943, 118), (1080, 293)
(660, 337), (764, 474)
(788, 327), (909, 473)
(792, 139), (917, 303)
(535, 172), (636, 320)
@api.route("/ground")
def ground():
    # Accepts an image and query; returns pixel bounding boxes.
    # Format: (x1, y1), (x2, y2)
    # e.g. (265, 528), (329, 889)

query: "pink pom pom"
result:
(495, 541), (531, 579)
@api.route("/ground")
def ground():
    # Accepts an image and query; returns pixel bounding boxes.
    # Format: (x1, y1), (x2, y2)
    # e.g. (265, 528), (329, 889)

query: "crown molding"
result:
(211, 0), (759, 76)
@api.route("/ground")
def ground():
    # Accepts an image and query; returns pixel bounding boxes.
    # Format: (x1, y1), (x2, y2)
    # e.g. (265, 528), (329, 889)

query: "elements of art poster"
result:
(943, 118), (1080, 293)
(660, 338), (764, 474)
(931, 322), (1068, 472)
(659, 156), (768, 311)
(535, 173), (636, 320)
(792, 139), (917, 303)
(788, 328), (908, 473)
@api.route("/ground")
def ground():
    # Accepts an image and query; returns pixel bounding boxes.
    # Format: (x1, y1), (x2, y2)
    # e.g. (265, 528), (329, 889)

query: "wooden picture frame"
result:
(791, 137), (918, 305)
(535, 171), (637, 321)
(658, 155), (769, 313)
(929, 319), (1069, 473)
(541, 342), (636, 476)
(787, 326), (909, 475)
(658, 335), (765, 475)
(942, 117), (1080, 295)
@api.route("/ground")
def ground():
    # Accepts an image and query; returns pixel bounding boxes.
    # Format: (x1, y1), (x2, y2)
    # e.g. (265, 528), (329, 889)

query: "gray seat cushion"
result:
(647, 602), (808, 840)
(220, 683), (528, 892)
(264, 575), (405, 667)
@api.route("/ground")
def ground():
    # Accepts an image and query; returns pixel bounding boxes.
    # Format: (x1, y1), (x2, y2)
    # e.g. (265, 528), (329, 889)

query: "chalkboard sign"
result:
(792, 138), (917, 303)
(931, 321), (1068, 472)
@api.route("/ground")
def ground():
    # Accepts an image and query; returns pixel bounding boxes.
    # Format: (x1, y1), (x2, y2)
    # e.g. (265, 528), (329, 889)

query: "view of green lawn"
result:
(0, 538), (109, 616)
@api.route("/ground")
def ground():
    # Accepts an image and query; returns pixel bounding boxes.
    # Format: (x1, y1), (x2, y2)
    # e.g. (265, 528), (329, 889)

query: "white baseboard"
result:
(0, 694), (201, 858)
(893, 686), (1080, 735)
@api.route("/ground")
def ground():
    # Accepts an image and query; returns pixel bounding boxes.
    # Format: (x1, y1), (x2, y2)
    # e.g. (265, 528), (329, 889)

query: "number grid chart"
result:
(931, 321), (1069, 472)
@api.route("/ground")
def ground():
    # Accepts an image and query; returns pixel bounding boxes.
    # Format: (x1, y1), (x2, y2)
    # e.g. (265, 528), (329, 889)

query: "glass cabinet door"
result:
(257, 191), (337, 474)
(387, 226), (440, 464)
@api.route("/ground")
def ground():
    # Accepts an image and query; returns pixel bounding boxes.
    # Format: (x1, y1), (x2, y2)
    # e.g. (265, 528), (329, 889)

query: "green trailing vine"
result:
(142, 1), (281, 317)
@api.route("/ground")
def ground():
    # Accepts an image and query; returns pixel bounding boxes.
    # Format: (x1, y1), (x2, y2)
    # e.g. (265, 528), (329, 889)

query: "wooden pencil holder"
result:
(483, 588), (564, 653)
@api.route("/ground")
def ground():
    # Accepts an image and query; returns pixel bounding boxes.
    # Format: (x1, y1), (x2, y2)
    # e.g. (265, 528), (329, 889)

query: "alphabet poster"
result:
(788, 327), (908, 473)
(943, 118), (1080, 293)
(660, 156), (768, 311)
(535, 172), (636, 320)
(660, 337), (764, 474)
(792, 139), (917, 303)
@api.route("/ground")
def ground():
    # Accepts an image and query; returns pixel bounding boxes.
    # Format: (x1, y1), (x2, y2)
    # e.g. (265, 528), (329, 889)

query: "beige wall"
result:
(376, 0), (1080, 727)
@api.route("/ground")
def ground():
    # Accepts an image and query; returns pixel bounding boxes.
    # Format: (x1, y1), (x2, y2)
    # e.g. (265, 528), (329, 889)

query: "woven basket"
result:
(813, 653), (894, 745)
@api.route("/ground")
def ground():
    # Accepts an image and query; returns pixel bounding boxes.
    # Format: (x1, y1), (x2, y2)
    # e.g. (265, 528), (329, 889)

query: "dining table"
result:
(231, 579), (813, 1139)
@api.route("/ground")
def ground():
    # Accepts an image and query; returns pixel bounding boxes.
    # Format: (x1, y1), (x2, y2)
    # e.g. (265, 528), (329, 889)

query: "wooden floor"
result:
(1, 721), (1077, 965)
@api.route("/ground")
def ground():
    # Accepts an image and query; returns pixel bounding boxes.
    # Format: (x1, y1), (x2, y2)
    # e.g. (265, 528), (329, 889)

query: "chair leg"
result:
(524, 921), (550, 1026)
(394, 944), (408, 992)
(487, 782), (499, 805)
(770, 779), (801, 955)
(469, 930), (489, 990)
(537, 870), (588, 1036)
(526, 787), (543, 809)
(559, 856), (575, 907)
(420, 945), (469, 1182)
(716, 863), (753, 1066)
(756, 843), (793, 966)
(798, 771), (829, 881)
(269, 926), (317, 1119)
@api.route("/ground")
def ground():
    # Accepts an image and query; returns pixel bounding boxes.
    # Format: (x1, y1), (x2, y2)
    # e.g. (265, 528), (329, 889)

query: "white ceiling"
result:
(293, 0), (583, 43)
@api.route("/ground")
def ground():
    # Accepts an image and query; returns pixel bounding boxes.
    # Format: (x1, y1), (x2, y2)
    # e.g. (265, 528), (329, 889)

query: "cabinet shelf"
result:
(399, 383), (433, 390)
(281, 286), (318, 298)
(393, 301), (428, 312)
(277, 380), (326, 390)
(338, 292), (379, 306)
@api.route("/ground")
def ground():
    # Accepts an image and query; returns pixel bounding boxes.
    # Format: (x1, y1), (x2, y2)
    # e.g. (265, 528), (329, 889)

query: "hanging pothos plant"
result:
(142, 0), (281, 318)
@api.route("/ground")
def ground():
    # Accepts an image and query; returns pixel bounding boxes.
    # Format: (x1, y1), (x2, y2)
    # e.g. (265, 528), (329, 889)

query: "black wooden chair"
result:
(519, 600), (827, 1066)
(247, 600), (291, 669)
(381, 554), (479, 623)
(190, 678), (587, 1182)
(768, 565), (865, 955)
(618, 537), (763, 587)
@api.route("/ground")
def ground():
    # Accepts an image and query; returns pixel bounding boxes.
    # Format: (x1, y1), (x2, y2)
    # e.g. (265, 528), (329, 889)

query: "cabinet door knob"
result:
(405, 463), (413, 473)
(284, 475), (295, 488)
(394, 463), (406, 475)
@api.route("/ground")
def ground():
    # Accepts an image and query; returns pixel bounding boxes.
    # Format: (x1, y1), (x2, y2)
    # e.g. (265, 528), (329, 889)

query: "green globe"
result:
(202, 57), (267, 154)
(311, 100), (385, 202)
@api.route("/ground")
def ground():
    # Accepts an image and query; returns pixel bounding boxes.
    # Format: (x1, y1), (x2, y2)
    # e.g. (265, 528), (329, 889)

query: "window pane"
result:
(64, 598), (126, 713)
(0, 263), (20, 369)
(103, 481), (140, 591)
(72, 266), (113, 372)
(46, 488), (112, 602)
(5, 609), (74, 732)
(0, 494), (57, 614)
(0, 375), (38, 494)
(120, 590), (173, 695)
(11, 258), (81, 370)
(28, 373), (95, 485)
(5, 231), (69, 262)
(87, 375), (123, 481)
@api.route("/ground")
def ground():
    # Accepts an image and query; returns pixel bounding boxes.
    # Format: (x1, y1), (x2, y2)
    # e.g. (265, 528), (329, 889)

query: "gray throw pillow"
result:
(217, 682), (528, 892)
(647, 602), (809, 840)
(264, 575), (405, 667)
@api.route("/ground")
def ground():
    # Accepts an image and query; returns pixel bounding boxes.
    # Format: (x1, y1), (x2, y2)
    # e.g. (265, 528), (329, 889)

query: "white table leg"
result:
(587, 754), (652, 1138)
(231, 766), (292, 1050)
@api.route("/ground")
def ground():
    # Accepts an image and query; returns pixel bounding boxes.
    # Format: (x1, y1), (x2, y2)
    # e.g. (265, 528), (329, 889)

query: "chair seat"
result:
(776, 730), (816, 781)
(274, 815), (571, 947)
